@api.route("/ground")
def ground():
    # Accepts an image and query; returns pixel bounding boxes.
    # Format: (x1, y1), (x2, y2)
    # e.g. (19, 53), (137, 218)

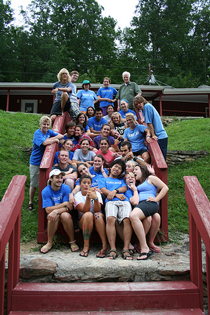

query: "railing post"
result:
(0, 252), (5, 315)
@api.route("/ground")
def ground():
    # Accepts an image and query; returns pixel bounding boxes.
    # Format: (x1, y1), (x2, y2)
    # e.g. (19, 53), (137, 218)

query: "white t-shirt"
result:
(74, 190), (103, 219)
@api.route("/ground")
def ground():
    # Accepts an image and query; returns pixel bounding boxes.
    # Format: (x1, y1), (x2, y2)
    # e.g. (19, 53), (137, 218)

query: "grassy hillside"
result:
(0, 110), (209, 242)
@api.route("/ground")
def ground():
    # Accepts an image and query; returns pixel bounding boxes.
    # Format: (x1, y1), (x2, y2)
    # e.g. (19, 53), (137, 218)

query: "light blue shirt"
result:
(77, 89), (97, 112)
(88, 117), (108, 131)
(123, 124), (147, 152)
(142, 103), (167, 140)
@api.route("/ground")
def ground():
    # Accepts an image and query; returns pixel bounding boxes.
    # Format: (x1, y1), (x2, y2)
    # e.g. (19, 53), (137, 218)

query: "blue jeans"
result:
(158, 137), (168, 161)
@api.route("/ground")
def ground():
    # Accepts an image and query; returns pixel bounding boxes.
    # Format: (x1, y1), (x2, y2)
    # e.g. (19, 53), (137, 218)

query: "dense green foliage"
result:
(1, 0), (210, 86)
(0, 111), (209, 242)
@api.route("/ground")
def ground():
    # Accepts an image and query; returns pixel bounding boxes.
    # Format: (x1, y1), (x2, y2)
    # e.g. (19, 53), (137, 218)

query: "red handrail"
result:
(135, 109), (168, 241)
(0, 175), (27, 315)
(37, 113), (71, 243)
(184, 176), (210, 311)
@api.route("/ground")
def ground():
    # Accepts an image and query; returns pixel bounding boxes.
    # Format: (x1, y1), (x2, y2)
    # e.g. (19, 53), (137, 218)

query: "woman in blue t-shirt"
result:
(129, 165), (168, 261)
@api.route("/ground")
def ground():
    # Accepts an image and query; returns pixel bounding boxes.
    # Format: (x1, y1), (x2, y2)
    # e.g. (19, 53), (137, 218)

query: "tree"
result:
(0, 0), (14, 81)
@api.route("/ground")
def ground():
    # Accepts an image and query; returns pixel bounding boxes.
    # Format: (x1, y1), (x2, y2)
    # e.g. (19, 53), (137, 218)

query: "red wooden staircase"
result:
(1, 175), (209, 314)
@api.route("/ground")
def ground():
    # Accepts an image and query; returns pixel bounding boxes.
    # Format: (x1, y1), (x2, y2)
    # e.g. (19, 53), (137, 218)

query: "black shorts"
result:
(133, 149), (148, 156)
(135, 200), (159, 217)
(50, 99), (70, 116)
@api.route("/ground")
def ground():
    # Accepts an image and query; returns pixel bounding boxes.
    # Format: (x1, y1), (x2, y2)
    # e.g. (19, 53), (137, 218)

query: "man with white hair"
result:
(116, 71), (142, 111)
(50, 68), (75, 121)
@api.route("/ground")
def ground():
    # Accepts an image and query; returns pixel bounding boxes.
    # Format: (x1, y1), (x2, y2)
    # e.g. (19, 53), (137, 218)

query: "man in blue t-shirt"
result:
(133, 96), (168, 161)
(88, 108), (108, 135)
(99, 160), (133, 260)
(50, 68), (75, 122)
(29, 116), (64, 211)
(40, 169), (79, 254)
(97, 77), (117, 115)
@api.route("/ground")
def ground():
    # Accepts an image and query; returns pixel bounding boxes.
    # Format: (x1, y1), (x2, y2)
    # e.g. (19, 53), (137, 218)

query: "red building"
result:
(0, 82), (209, 117)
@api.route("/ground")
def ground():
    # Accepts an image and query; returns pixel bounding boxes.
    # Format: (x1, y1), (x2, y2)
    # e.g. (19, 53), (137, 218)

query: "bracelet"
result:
(69, 240), (76, 244)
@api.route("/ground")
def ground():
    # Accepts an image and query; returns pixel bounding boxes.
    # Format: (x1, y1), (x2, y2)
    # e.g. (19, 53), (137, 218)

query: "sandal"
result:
(40, 244), (53, 254)
(137, 250), (154, 261)
(107, 249), (118, 260)
(122, 250), (133, 260)
(96, 246), (107, 258)
(70, 242), (79, 252)
(28, 203), (33, 211)
(79, 249), (89, 257)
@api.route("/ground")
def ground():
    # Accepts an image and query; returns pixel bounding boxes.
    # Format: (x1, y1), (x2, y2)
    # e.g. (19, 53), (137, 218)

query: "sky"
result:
(10, 0), (139, 30)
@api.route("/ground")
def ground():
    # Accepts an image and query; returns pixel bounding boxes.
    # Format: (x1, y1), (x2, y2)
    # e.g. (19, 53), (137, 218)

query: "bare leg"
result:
(64, 178), (75, 190)
(29, 186), (36, 204)
(106, 216), (117, 258)
(122, 217), (133, 260)
(147, 213), (161, 252)
(40, 216), (60, 253)
(94, 213), (107, 257)
(142, 152), (150, 164)
(115, 221), (134, 251)
(50, 114), (57, 122)
(79, 212), (93, 256)
(60, 92), (69, 115)
(130, 208), (150, 259)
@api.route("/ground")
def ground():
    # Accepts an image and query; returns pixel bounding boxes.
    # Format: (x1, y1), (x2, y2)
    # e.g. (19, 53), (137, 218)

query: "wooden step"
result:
(11, 281), (201, 312)
(9, 309), (204, 314)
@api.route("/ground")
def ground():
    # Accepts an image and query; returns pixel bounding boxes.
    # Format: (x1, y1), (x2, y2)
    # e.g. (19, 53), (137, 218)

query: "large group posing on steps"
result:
(29, 68), (169, 261)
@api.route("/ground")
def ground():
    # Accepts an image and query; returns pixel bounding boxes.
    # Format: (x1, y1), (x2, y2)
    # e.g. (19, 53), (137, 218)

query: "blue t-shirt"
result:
(88, 117), (108, 131)
(61, 135), (78, 146)
(123, 124), (147, 152)
(89, 166), (108, 176)
(30, 129), (58, 166)
(42, 184), (71, 209)
(53, 81), (74, 101)
(142, 103), (167, 140)
(124, 187), (134, 200)
(97, 86), (117, 108)
(75, 174), (105, 188)
(119, 109), (137, 120)
(53, 151), (74, 165)
(99, 177), (128, 203)
(94, 135), (114, 148)
(77, 89), (97, 112)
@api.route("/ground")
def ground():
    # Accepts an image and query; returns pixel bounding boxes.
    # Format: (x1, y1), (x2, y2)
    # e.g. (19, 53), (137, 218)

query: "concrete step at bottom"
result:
(9, 309), (204, 314)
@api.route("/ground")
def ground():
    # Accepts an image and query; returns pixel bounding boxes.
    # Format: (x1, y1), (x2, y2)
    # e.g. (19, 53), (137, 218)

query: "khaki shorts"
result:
(29, 164), (40, 188)
(105, 200), (132, 224)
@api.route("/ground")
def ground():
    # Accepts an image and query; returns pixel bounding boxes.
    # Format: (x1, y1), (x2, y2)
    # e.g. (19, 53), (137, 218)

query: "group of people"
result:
(28, 68), (169, 261)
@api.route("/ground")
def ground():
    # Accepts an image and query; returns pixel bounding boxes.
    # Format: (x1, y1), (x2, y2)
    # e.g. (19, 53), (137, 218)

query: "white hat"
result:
(49, 169), (65, 178)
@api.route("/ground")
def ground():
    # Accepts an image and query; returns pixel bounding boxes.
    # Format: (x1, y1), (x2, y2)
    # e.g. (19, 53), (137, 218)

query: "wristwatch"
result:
(93, 197), (98, 201)
(115, 189), (119, 193)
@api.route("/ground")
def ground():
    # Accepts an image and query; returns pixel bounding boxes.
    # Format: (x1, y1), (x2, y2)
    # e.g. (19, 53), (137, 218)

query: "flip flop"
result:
(137, 250), (154, 261)
(40, 244), (53, 254)
(96, 247), (107, 258)
(129, 248), (136, 255)
(149, 245), (161, 253)
(107, 249), (118, 260)
(80, 249), (89, 257)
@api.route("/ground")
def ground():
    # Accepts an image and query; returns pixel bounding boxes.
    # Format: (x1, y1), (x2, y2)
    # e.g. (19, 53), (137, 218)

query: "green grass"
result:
(166, 118), (210, 241)
(0, 110), (43, 242)
(0, 110), (209, 243)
